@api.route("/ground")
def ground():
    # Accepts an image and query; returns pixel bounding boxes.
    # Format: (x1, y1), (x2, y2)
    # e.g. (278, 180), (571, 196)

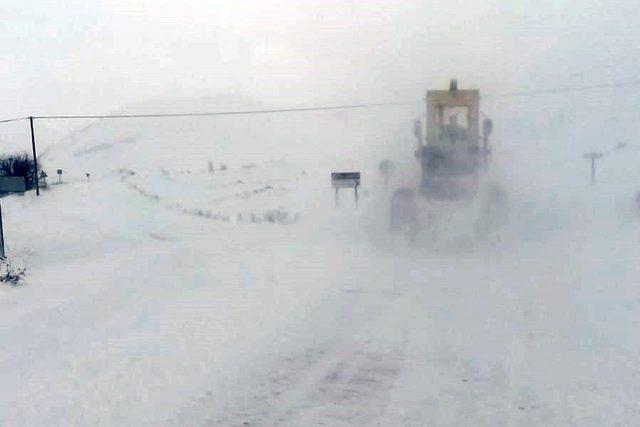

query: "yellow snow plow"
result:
(390, 79), (508, 242)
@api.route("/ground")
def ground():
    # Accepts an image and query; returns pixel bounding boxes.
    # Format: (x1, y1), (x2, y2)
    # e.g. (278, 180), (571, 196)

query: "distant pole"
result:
(583, 152), (603, 185)
(354, 184), (359, 207)
(0, 202), (5, 258)
(29, 117), (40, 196)
(335, 187), (339, 207)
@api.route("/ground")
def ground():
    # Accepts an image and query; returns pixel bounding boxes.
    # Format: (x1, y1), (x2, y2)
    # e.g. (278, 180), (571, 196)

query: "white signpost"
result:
(331, 172), (361, 207)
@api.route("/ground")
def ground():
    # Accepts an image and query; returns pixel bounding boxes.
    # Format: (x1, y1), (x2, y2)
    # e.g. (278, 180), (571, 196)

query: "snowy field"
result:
(1, 105), (640, 426)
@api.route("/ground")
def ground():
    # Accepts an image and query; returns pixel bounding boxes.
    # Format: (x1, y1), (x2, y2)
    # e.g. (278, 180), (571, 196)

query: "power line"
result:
(483, 79), (640, 99)
(2, 78), (640, 124)
(32, 101), (417, 120)
(0, 117), (27, 124)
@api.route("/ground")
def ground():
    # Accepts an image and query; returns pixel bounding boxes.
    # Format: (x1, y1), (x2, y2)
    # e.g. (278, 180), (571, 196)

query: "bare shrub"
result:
(0, 259), (26, 287)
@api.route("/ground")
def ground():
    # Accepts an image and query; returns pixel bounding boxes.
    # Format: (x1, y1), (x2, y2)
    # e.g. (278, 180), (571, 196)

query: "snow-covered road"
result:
(1, 157), (640, 426)
(171, 216), (640, 426)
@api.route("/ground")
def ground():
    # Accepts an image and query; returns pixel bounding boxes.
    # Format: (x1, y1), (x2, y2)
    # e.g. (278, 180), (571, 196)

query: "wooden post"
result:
(583, 152), (603, 185)
(0, 202), (5, 258)
(354, 184), (359, 207)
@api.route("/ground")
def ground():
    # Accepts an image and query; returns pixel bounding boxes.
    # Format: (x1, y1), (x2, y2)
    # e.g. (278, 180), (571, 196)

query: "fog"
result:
(2, 1), (640, 425)
(2, 0), (639, 165)
(3, 1), (638, 111)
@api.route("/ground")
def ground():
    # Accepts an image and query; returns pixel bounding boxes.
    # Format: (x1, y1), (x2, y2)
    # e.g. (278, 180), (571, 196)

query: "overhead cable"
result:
(33, 101), (417, 120)
(2, 78), (640, 124)
(484, 79), (640, 99)
(0, 117), (27, 124)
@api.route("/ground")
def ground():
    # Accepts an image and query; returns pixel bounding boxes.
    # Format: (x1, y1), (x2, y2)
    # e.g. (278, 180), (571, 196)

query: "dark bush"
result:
(0, 258), (25, 287)
(0, 153), (39, 191)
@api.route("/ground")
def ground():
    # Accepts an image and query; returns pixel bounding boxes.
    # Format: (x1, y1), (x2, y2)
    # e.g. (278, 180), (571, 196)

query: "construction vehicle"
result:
(390, 79), (508, 241)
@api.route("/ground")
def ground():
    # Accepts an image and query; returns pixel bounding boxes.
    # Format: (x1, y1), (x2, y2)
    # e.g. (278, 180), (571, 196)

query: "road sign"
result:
(331, 172), (360, 188)
(0, 177), (26, 194)
(331, 172), (361, 207)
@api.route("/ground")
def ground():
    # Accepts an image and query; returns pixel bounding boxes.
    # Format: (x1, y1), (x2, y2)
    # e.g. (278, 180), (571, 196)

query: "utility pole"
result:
(583, 152), (603, 185)
(29, 117), (40, 196)
(0, 201), (5, 258)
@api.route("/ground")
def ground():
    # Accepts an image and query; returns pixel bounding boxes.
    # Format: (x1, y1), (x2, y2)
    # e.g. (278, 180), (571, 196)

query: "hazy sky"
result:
(2, 0), (639, 120)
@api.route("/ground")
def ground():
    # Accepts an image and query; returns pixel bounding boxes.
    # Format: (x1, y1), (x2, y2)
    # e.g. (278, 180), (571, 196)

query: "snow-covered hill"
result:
(41, 93), (419, 179)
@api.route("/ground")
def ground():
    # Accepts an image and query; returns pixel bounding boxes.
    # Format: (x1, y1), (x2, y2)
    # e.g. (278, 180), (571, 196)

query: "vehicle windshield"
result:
(439, 106), (470, 146)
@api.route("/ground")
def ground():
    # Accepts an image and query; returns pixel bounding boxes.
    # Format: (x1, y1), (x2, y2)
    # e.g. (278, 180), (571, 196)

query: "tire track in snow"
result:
(169, 255), (411, 426)
(263, 344), (405, 427)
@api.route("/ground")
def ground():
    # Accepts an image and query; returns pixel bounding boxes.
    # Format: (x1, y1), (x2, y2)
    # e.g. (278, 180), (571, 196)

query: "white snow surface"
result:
(1, 98), (640, 426)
